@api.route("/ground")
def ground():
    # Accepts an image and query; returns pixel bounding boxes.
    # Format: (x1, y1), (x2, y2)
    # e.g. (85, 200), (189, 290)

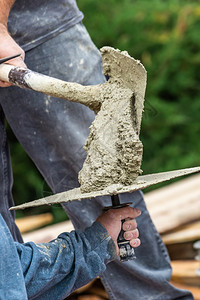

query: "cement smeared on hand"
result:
(78, 47), (147, 193)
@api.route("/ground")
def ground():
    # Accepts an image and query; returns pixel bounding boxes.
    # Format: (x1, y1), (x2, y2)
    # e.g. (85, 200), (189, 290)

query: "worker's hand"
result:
(0, 23), (26, 87)
(97, 206), (141, 255)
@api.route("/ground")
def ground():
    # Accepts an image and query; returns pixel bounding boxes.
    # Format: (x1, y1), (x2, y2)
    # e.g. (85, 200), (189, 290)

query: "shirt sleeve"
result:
(15, 221), (117, 300)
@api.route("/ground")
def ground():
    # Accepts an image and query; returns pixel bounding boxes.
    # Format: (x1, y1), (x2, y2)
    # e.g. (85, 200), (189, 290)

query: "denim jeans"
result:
(0, 23), (193, 299)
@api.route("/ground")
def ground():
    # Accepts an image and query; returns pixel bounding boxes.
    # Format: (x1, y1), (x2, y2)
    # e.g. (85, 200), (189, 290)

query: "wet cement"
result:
(78, 47), (147, 193)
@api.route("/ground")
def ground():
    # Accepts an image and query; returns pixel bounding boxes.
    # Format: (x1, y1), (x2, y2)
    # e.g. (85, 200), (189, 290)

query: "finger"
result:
(109, 207), (141, 221)
(124, 229), (139, 240)
(0, 80), (11, 87)
(123, 219), (137, 231)
(5, 56), (27, 68)
(130, 238), (141, 248)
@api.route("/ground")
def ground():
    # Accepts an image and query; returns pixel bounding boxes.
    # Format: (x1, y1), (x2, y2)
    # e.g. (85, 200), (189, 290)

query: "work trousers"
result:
(0, 23), (193, 300)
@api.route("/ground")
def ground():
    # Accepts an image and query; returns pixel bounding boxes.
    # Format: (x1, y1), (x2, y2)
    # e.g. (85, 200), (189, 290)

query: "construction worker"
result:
(0, 0), (193, 299)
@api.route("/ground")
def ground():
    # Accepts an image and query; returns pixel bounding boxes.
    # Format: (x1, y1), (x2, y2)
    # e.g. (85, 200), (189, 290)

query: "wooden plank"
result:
(75, 279), (109, 300)
(88, 287), (109, 299)
(144, 173), (200, 206)
(77, 296), (104, 300)
(16, 213), (53, 233)
(171, 260), (200, 286)
(162, 221), (200, 245)
(144, 173), (200, 233)
(22, 220), (74, 243)
(76, 281), (95, 294)
(146, 190), (200, 233)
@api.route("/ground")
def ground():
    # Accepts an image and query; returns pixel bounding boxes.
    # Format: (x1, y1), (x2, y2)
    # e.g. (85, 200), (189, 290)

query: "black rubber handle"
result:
(104, 194), (136, 261)
(117, 219), (136, 261)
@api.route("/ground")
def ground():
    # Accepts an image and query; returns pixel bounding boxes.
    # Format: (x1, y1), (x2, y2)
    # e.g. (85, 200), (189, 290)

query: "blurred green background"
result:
(8, 0), (200, 221)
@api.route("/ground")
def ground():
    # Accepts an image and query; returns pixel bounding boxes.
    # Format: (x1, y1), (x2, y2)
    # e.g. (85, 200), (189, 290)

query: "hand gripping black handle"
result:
(104, 194), (136, 262)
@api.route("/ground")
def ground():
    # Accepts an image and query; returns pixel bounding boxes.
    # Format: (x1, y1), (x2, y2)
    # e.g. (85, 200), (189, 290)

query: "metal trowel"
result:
(10, 166), (200, 261)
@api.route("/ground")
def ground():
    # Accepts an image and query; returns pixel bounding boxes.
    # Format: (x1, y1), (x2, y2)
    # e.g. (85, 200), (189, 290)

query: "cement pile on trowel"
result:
(9, 47), (200, 210)
(79, 47), (146, 193)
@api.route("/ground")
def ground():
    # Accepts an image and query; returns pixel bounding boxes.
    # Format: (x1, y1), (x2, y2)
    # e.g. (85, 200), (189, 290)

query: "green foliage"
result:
(8, 0), (200, 220)
(78, 0), (200, 178)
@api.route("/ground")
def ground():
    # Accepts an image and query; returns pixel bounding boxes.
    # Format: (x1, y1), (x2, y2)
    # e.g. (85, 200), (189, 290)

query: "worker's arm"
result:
(0, 0), (26, 87)
(15, 207), (140, 299)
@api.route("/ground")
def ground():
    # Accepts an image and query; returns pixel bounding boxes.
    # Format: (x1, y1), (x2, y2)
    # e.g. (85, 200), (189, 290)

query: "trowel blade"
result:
(10, 166), (200, 210)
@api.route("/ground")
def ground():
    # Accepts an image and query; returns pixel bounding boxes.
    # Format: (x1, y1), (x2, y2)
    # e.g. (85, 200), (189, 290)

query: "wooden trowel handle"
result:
(0, 63), (100, 109)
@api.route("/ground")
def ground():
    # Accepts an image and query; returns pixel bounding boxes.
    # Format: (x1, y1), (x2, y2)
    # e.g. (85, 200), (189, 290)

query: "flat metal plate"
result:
(10, 166), (200, 210)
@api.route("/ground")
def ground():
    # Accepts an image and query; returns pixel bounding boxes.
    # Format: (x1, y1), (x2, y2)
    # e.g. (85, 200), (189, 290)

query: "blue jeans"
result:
(0, 23), (193, 299)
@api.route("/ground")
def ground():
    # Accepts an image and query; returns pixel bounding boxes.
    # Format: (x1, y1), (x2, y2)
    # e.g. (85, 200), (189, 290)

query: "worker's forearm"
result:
(16, 222), (116, 299)
(0, 0), (15, 27)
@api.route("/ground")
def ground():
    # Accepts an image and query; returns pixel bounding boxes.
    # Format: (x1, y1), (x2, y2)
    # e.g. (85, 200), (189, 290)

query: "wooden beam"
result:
(162, 221), (200, 245)
(171, 260), (200, 286)
(22, 219), (74, 243)
(16, 213), (53, 233)
(144, 173), (200, 233)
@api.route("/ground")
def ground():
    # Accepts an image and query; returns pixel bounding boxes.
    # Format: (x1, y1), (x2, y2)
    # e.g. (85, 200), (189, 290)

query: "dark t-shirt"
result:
(8, 0), (83, 51)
